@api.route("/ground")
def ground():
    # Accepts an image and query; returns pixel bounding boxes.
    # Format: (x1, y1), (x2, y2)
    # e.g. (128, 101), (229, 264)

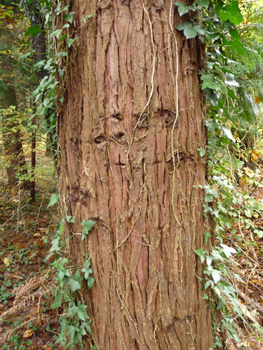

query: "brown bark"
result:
(30, 115), (36, 202)
(0, 20), (28, 189)
(1, 87), (28, 188)
(56, 1), (217, 349)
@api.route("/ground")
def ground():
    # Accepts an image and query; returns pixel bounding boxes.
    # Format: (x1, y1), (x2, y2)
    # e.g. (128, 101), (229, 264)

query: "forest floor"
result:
(0, 153), (263, 349)
(0, 153), (63, 350)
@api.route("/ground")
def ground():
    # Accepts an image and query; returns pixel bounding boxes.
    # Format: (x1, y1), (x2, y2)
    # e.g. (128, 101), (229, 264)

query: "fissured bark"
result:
(56, 1), (216, 349)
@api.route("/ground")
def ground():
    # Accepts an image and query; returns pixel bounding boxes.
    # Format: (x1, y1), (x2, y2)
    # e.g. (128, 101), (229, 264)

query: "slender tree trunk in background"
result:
(28, 3), (47, 201)
(29, 0), (57, 159)
(56, 1), (218, 349)
(1, 86), (28, 188)
(30, 115), (36, 202)
(0, 21), (28, 188)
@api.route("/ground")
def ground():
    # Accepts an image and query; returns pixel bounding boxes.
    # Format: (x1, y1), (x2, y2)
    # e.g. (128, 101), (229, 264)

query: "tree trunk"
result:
(1, 86), (28, 188)
(56, 1), (216, 349)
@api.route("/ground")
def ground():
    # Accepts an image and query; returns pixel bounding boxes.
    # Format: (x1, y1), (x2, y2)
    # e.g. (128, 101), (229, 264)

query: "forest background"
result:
(1, 0), (263, 349)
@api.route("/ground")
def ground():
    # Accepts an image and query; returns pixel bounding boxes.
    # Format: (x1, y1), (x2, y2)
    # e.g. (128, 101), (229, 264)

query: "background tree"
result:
(0, 5), (29, 188)
(55, 1), (218, 349)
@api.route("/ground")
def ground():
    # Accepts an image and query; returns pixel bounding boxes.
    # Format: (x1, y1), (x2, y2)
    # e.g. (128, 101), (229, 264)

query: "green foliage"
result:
(47, 193), (59, 208)
(48, 208), (96, 348)
(81, 220), (95, 241)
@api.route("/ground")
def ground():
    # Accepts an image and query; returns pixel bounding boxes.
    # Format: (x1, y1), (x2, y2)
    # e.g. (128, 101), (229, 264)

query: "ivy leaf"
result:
(67, 325), (78, 348)
(63, 274), (82, 292)
(216, 1), (243, 25)
(83, 322), (92, 335)
(52, 29), (63, 38)
(220, 244), (237, 258)
(212, 269), (221, 283)
(204, 280), (211, 289)
(184, 27), (198, 39)
(88, 277), (95, 289)
(195, 247), (205, 263)
(176, 21), (192, 31)
(67, 278), (81, 292)
(214, 337), (223, 347)
(195, 0), (209, 8)
(203, 231), (211, 244)
(229, 29), (239, 39)
(200, 72), (219, 90)
(47, 193), (59, 208)
(73, 270), (84, 283)
(174, 2), (195, 16)
(176, 21), (200, 39)
(81, 220), (96, 240)
(193, 25), (205, 35)
(81, 14), (96, 22)
(205, 88), (219, 106)
(25, 25), (41, 37)
(63, 12), (75, 23)
(50, 237), (60, 252)
(50, 291), (63, 309)
(67, 37), (78, 48)
(197, 147), (206, 157)
(76, 305), (89, 321)
(224, 73), (239, 87)
(81, 259), (93, 279)
(227, 87), (237, 100)
(221, 127), (236, 143)
(205, 32), (220, 43)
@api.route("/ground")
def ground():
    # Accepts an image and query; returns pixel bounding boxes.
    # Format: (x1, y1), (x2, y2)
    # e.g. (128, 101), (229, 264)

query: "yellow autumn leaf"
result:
(3, 257), (10, 265)
(23, 329), (34, 338)
(33, 233), (41, 237)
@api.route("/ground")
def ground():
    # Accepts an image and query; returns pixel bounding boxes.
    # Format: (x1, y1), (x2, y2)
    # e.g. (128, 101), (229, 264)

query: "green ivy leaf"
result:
(81, 14), (96, 22)
(229, 29), (239, 39)
(81, 259), (93, 279)
(203, 231), (211, 244)
(200, 72), (219, 90)
(52, 29), (63, 38)
(184, 27), (198, 39)
(76, 302), (89, 321)
(67, 38), (78, 48)
(176, 21), (192, 31)
(64, 277), (81, 292)
(50, 291), (63, 309)
(67, 325), (78, 348)
(193, 25), (205, 35)
(204, 280), (211, 289)
(25, 25), (41, 37)
(63, 12), (75, 23)
(176, 21), (203, 39)
(195, 0), (209, 8)
(47, 193), (59, 208)
(221, 127), (236, 143)
(212, 269), (221, 283)
(88, 277), (95, 289)
(205, 88), (219, 106)
(197, 147), (206, 157)
(216, 1), (243, 25)
(195, 247), (205, 263)
(81, 220), (96, 240)
(174, 2), (195, 16)
(220, 244), (237, 258)
(205, 32), (220, 43)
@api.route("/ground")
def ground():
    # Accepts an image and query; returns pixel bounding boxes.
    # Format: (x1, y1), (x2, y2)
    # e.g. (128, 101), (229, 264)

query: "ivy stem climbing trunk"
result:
(56, 0), (219, 349)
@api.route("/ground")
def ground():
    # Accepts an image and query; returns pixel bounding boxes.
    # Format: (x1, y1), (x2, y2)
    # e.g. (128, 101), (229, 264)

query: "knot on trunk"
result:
(98, 0), (112, 9)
